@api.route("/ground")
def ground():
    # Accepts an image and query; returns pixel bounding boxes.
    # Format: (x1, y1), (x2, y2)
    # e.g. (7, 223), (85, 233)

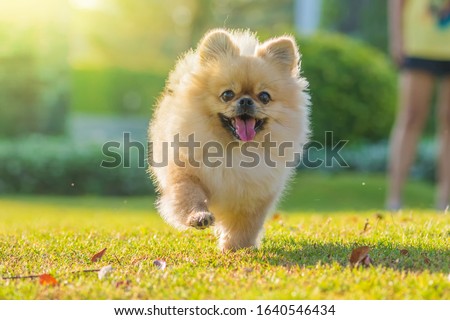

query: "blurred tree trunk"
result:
(39, 0), (70, 135)
(188, 0), (214, 45)
(321, 0), (388, 52)
(339, 0), (368, 33)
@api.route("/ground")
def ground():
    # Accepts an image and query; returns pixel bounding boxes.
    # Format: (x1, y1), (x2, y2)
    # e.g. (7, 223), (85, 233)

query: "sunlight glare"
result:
(69, 0), (100, 10)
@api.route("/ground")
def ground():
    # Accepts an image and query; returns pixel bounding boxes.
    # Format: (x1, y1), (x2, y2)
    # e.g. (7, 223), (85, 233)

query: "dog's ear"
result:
(198, 29), (239, 64)
(257, 36), (300, 76)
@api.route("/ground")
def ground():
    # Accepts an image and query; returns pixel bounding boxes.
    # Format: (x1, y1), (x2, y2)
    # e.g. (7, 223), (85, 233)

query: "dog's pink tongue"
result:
(234, 117), (256, 141)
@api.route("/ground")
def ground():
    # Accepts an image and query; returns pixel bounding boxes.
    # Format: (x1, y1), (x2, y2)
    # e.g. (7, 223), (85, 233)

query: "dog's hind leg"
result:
(216, 211), (267, 251)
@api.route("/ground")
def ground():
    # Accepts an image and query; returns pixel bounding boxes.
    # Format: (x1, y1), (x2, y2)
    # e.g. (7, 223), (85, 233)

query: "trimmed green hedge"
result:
(0, 135), (436, 195)
(299, 33), (397, 145)
(0, 136), (154, 195)
(301, 139), (436, 183)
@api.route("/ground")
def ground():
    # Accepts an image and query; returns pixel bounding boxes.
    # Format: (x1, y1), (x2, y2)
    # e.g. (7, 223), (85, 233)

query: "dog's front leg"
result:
(157, 173), (214, 230)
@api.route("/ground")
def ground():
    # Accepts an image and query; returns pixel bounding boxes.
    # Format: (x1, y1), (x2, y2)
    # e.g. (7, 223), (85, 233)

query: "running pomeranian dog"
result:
(148, 29), (309, 251)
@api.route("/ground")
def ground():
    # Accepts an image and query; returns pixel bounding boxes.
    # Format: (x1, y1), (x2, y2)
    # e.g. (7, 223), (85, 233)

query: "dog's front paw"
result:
(187, 211), (215, 230)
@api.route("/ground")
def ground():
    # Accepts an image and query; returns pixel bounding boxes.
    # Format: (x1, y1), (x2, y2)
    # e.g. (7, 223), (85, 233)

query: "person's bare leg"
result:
(436, 76), (450, 211)
(387, 70), (436, 210)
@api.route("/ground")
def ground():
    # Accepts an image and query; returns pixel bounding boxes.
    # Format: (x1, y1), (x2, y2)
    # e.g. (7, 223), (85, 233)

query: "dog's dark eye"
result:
(258, 91), (271, 104)
(221, 90), (235, 102)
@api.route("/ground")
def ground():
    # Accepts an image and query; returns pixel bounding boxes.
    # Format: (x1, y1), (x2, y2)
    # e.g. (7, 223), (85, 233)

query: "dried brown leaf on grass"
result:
(116, 280), (132, 288)
(400, 249), (409, 256)
(349, 246), (372, 268)
(39, 274), (58, 286)
(91, 248), (107, 263)
(272, 213), (282, 221)
(420, 253), (432, 265)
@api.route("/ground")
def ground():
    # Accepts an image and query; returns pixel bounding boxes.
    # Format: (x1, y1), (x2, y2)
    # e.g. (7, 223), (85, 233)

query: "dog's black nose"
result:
(238, 97), (254, 107)
(236, 97), (256, 117)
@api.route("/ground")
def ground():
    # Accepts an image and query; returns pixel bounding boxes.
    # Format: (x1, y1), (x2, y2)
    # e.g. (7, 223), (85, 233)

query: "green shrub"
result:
(344, 140), (436, 182)
(0, 55), (40, 137)
(0, 23), (70, 138)
(71, 68), (166, 115)
(0, 136), (154, 195)
(298, 33), (397, 145)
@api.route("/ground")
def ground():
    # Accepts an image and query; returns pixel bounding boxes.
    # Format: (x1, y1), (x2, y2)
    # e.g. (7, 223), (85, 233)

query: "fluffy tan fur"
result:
(148, 29), (310, 251)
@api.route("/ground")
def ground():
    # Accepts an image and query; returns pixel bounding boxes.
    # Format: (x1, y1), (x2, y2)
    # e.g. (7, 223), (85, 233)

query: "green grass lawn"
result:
(0, 173), (449, 299)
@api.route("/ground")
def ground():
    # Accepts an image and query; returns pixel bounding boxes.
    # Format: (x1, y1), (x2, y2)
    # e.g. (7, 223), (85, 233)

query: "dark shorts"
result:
(402, 57), (450, 77)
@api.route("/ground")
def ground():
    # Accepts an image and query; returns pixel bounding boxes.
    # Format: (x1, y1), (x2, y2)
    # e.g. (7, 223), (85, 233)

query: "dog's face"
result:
(187, 30), (303, 143)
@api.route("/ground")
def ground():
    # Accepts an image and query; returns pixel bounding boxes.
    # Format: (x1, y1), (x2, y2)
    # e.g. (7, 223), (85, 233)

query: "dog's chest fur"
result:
(195, 148), (294, 216)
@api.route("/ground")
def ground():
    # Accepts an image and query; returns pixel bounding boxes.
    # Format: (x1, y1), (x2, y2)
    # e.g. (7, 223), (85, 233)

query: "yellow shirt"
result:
(404, 0), (450, 60)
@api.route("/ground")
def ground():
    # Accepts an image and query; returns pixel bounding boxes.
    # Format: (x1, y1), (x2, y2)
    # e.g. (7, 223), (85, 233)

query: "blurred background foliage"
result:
(321, 0), (389, 52)
(299, 33), (396, 145)
(0, 1), (69, 137)
(0, 0), (434, 196)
